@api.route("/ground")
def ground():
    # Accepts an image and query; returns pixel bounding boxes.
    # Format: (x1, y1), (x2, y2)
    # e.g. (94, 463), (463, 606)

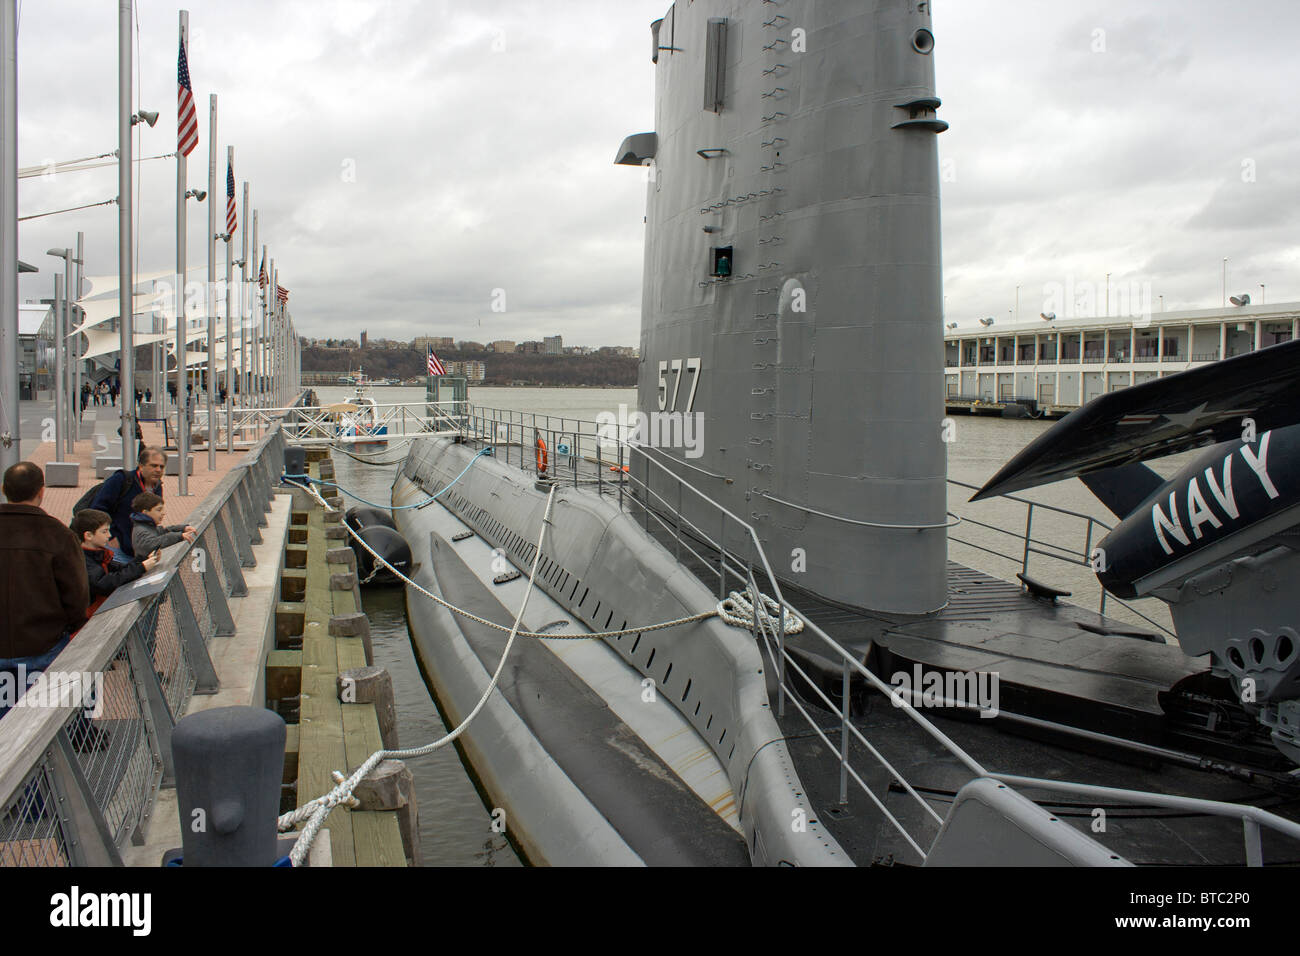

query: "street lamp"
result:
(1222, 257), (1228, 308)
(46, 247), (74, 455)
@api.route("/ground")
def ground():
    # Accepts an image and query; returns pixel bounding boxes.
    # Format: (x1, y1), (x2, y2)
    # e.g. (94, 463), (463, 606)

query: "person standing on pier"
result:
(0, 463), (90, 721)
(90, 446), (167, 559)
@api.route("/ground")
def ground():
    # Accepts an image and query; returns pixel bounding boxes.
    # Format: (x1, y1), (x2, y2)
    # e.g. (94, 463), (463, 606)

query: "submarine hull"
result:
(394, 436), (849, 865)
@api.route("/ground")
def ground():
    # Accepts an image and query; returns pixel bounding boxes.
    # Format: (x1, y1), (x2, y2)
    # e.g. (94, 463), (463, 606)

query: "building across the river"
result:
(944, 302), (1300, 417)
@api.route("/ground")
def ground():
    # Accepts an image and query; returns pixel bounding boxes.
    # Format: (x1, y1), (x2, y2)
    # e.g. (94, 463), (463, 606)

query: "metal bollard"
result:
(284, 445), (306, 479)
(171, 706), (287, 866)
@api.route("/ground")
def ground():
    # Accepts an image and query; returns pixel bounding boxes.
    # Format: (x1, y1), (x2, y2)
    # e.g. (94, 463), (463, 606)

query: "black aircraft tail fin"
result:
(972, 339), (1300, 501)
(1079, 462), (1165, 519)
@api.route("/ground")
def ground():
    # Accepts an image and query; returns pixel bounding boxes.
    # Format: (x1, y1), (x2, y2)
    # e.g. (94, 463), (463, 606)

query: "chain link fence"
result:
(0, 421), (290, 866)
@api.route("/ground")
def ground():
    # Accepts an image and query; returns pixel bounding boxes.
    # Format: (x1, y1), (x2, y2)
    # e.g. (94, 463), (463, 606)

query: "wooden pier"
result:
(269, 447), (415, 867)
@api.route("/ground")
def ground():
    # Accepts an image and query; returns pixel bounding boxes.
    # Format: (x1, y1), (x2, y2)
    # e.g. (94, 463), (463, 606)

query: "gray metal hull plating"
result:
(633, 0), (948, 613)
(395, 437), (849, 866)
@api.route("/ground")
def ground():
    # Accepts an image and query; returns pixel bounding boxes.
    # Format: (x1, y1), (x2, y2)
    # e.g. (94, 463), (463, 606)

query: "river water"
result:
(314, 384), (1188, 865)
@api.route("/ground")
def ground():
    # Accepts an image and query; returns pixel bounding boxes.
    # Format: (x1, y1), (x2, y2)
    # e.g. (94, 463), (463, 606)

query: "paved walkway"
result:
(15, 395), (270, 527)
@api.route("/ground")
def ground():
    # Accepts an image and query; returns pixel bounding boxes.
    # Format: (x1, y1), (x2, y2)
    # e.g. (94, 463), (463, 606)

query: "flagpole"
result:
(175, 10), (190, 494)
(267, 256), (273, 408)
(261, 247), (269, 408)
(118, 0), (135, 472)
(258, 241), (266, 409)
(270, 259), (277, 408)
(272, 263), (280, 408)
(0, 0), (17, 476)
(224, 145), (234, 454)
(240, 181), (248, 420)
(251, 220), (259, 418)
(205, 93), (216, 469)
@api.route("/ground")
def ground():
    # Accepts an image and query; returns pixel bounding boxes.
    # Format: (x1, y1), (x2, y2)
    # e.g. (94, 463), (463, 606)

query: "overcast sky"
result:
(13, 1), (1299, 345)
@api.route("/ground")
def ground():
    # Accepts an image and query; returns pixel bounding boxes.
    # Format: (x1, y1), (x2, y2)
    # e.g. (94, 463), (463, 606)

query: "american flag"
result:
(258, 251), (267, 289)
(177, 38), (198, 157)
(276, 284), (289, 304)
(225, 160), (237, 236)
(427, 347), (446, 376)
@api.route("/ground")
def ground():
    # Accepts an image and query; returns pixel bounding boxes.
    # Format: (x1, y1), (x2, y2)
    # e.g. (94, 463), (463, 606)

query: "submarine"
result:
(390, 0), (1300, 866)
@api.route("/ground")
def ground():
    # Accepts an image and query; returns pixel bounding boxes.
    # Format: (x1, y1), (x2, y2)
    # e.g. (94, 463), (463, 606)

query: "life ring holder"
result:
(535, 431), (549, 475)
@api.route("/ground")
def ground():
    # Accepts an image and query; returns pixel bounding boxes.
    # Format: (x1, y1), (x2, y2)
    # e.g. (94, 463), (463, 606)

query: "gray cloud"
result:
(13, 0), (1298, 345)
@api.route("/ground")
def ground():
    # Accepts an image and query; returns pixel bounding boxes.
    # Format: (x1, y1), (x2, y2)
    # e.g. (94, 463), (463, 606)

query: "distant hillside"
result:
(303, 346), (638, 387)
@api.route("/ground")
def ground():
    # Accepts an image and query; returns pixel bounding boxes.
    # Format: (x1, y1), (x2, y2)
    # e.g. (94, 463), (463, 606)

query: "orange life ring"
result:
(535, 435), (548, 474)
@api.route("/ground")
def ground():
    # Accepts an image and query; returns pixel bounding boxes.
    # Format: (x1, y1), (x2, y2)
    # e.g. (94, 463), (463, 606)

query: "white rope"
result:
(277, 482), (558, 865)
(277, 479), (796, 864)
(310, 479), (718, 640)
(717, 589), (805, 634)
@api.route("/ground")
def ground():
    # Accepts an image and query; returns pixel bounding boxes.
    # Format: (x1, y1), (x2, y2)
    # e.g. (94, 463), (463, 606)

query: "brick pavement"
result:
(15, 399), (270, 528)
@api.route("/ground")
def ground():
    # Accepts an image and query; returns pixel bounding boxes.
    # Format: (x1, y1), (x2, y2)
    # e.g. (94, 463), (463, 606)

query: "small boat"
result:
(334, 368), (388, 449)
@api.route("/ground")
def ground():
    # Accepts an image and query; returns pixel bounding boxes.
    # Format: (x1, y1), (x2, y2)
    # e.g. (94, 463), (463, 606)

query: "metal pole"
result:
(205, 93), (216, 469)
(175, 11), (190, 493)
(270, 261), (277, 408)
(0, 0), (16, 474)
(258, 242), (266, 410)
(224, 231), (232, 451)
(267, 257), (273, 409)
(73, 231), (83, 443)
(118, 0), (135, 472)
(53, 274), (64, 457)
(240, 183), (248, 414)
(224, 146), (234, 454)
(62, 251), (72, 454)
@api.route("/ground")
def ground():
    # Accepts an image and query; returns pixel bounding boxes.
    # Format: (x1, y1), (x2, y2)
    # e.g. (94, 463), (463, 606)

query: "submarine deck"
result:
(633, 516), (1300, 866)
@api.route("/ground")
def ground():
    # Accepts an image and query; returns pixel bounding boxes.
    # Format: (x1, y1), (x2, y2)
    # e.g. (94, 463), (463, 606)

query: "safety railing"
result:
(945, 477), (1174, 639)
(235, 398), (464, 445)
(0, 423), (290, 866)
(446, 403), (1300, 866)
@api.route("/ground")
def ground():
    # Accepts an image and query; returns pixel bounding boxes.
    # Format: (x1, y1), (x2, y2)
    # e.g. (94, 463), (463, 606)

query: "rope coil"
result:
(717, 589), (804, 634)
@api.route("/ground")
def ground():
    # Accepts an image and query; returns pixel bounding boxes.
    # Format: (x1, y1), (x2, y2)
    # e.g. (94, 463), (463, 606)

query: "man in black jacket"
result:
(91, 446), (167, 558)
(0, 463), (90, 721)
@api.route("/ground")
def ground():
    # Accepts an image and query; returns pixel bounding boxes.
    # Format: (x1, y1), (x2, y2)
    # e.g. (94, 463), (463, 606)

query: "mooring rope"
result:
(277, 483), (558, 865)
(276, 474), (803, 863)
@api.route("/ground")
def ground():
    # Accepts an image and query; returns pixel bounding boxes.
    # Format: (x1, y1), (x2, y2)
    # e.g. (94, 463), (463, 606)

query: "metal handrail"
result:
(0, 410), (295, 866)
(444, 401), (1294, 864)
(946, 477), (1175, 637)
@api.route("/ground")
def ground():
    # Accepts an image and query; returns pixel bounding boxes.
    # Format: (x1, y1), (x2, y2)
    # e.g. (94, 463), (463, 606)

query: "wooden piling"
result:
(264, 452), (407, 867)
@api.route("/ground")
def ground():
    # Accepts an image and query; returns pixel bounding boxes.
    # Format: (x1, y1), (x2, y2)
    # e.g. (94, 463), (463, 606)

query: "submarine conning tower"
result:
(618, 0), (949, 613)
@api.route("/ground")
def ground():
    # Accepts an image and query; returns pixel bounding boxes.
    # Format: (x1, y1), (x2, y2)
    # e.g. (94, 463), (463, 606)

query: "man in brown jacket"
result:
(0, 462), (91, 720)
